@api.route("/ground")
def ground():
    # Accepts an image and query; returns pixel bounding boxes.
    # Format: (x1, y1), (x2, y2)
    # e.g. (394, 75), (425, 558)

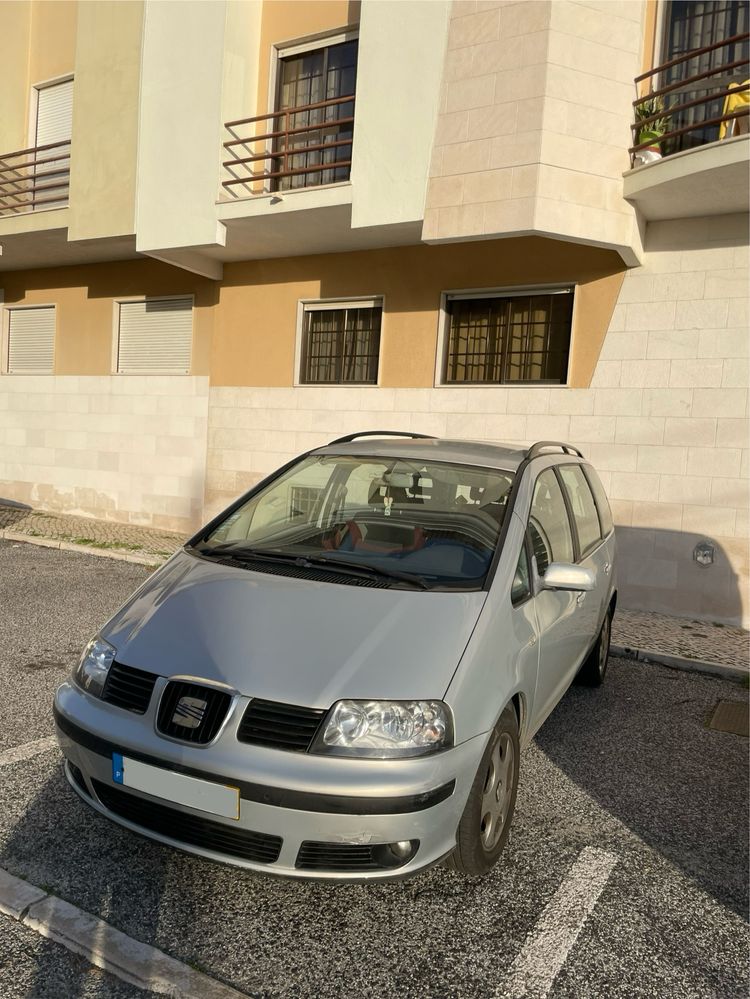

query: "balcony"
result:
(624, 32), (749, 222)
(0, 140), (71, 217)
(221, 94), (355, 201)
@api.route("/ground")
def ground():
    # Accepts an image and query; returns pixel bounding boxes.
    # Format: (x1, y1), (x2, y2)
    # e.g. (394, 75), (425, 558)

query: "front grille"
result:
(92, 780), (282, 864)
(102, 661), (158, 714)
(157, 681), (232, 745)
(296, 841), (416, 872)
(237, 699), (326, 752)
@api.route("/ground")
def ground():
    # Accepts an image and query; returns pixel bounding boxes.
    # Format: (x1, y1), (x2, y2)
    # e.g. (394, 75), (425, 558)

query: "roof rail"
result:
(328, 430), (436, 446)
(526, 440), (585, 460)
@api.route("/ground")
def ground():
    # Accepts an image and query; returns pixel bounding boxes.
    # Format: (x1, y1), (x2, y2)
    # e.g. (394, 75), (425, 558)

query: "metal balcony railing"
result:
(222, 94), (355, 198)
(0, 140), (71, 216)
(630, 32), (749, 167)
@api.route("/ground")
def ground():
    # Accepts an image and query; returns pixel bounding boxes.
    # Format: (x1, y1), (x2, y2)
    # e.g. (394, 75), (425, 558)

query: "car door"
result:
(557, 463), (610, 644)
(527, 467), (591, 729)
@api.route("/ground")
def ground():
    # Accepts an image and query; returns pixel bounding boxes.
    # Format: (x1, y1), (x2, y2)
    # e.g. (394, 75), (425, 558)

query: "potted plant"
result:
(633, 96), (671, 166)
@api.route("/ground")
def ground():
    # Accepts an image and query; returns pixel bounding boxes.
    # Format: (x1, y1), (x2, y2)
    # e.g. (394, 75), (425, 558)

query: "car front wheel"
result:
(444, 703), (520, 876)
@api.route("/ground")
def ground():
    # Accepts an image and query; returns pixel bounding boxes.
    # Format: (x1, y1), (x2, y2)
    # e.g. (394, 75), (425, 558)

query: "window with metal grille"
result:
(442, 290), (573, 385)
(299, 300), (381, 384)
(6, 306), (55, 373)
(289, 485), (322, 519)
(116, 297), (193, 374)
(275, 38), (357, 191)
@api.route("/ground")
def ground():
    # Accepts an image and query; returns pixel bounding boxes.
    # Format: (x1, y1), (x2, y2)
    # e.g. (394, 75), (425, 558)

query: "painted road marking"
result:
(0, 736), (58, 768)
(0, 866), (247, 999)
(496, 846), (618, 999)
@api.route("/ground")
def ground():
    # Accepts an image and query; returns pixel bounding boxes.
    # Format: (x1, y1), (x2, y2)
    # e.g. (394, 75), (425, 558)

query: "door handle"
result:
(603, 562), (611, 575)
(576, 592), (586, 604)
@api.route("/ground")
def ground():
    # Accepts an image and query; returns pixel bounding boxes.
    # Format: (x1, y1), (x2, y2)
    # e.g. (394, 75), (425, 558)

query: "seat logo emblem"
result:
(172, 695), (208, 729)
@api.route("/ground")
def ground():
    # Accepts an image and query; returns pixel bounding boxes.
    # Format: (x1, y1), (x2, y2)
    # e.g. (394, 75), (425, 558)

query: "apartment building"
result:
(0, 0), (748, 624)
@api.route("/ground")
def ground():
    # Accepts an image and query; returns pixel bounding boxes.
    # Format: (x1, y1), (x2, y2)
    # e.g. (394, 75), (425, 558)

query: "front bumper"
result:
(54, 681), (486, 880)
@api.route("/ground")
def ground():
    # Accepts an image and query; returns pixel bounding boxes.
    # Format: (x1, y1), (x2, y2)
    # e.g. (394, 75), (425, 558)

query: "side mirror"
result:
(540, 562), (596, 592)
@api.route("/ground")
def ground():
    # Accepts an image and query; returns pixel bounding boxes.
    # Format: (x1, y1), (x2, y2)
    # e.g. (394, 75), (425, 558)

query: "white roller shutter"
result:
(117, 298), (193, 373)
(7, 306), (55, 373)
(35, 79), (74, 146)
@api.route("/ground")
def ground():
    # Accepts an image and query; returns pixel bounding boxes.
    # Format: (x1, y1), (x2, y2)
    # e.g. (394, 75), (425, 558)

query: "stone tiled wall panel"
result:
(0, 376), (209, 532)
(207, 215), (748, 625)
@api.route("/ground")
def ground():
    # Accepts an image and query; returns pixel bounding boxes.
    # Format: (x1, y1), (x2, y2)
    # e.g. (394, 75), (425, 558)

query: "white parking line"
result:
(495, 846), (618, 999)
(0, 736), (58, 768)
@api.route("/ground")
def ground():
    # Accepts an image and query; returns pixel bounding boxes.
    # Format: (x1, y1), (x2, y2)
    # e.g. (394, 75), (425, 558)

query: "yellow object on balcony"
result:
(719, 81), (749, 139)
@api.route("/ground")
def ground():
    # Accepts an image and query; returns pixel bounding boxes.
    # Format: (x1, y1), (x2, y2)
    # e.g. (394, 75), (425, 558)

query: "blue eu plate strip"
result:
(112, 753), (124, 784)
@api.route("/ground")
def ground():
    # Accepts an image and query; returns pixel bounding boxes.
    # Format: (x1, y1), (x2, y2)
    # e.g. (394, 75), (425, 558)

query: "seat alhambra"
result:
(54, 432), (616, 879)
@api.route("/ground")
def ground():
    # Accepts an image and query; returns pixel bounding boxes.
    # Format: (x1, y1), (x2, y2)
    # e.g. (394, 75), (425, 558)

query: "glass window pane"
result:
(582, 464), (614, 536)
(559, 464), (602, 554)
(444, 292), (572, 385)
(511, 543), (531, 605)
(529, 469), (574, 574)
(301, 305), (381, 384)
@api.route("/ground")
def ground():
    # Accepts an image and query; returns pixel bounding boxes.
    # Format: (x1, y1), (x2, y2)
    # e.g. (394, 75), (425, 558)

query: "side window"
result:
(558, 465), (602, 556)
(528, 469), (574, 575)
(511, 543), (531, 605)
(582, 465), (614, 537)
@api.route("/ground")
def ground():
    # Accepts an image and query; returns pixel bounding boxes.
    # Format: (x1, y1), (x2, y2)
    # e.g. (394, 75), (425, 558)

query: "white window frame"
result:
(267, 27), (359, 119)
(434, 284), (577, 389)
(111, 295), (195, 376)
(294, 295), (384, 388)
(1, 302), (56, 375)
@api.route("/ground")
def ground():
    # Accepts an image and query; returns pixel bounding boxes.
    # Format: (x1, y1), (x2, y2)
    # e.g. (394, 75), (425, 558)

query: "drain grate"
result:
(708, 700), (749, 737)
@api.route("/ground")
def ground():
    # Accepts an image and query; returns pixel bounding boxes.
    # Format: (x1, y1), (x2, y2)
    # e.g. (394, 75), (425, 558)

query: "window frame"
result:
(2, 302), (56, 375)
(294, 295), (384, 387)
(435, 284), (576, 389)
(111, 294), (195, 376)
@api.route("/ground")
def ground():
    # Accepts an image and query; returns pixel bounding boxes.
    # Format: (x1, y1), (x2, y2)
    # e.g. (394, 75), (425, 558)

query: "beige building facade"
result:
(0, 0), (748, 625)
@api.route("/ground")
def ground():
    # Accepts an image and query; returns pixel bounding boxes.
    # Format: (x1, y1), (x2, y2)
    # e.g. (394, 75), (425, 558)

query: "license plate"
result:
(112, 754), (240, 820)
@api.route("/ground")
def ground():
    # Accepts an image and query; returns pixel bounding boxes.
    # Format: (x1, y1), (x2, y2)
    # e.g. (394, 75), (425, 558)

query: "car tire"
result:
(576, 609), (612, 687)
(444, 703), (520, 876)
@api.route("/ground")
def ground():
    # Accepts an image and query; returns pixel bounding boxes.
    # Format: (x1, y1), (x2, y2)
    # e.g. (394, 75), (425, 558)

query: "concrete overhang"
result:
(624, 135), (750, 222)
(0, 226), (138, 273)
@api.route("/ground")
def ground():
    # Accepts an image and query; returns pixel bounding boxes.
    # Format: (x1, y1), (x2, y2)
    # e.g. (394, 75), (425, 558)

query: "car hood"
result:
(103, 550), (487, 706)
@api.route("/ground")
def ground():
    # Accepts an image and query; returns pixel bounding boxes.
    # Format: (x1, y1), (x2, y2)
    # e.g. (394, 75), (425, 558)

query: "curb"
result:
(0, 529), (173, 567)
(0, 867), (248, 999)
(611, 644), (748, 683)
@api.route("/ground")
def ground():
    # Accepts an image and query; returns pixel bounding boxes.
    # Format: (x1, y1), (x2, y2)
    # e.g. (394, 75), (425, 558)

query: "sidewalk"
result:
(2, 501), (748, 677)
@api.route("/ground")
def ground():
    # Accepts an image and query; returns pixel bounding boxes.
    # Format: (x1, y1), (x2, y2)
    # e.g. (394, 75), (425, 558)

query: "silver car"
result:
(54, 433), (616, 880)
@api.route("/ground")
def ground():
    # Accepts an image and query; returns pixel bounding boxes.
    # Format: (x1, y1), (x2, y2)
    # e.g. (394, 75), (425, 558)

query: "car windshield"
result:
(194, 453), (515, 590)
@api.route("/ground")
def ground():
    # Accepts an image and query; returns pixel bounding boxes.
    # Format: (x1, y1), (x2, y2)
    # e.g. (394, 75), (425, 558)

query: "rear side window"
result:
(558, 465), (602, 556)
(528, 469), (574, 575)
(582, 464), (614, 537)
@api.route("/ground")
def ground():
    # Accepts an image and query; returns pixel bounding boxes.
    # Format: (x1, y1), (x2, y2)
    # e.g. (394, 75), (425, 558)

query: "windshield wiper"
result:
(300, 554), (430, 590)
(194, 543), (429, 589)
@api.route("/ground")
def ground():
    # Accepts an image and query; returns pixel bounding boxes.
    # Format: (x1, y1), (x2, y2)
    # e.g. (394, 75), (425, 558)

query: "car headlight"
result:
(312, 700), (453, 758)
(73, 636), (115, 698)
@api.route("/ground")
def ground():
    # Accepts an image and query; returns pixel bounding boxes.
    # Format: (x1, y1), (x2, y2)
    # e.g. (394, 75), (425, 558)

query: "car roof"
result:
(313, 436), (529, 471)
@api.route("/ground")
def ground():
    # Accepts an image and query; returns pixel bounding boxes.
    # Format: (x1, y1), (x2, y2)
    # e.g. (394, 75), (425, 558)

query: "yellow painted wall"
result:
(28, 0), (78, 86)
(1, 238), (623, 387)
(256, 0), (360, 115)
(67, 0), (143, 241)
(0, 2), (32, 154)
(213, 238), (625, 389)
(1, 259), (216, 376)
(0, 1), (78, 155)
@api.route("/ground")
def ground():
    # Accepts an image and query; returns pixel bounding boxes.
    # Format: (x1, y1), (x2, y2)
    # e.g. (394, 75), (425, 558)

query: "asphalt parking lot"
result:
(0, 538), (748, 998)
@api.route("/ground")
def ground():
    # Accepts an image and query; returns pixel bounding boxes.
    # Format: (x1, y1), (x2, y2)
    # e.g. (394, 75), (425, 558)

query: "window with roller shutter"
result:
(116, 297), (193, 374)
(6, 306), (56, 374)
